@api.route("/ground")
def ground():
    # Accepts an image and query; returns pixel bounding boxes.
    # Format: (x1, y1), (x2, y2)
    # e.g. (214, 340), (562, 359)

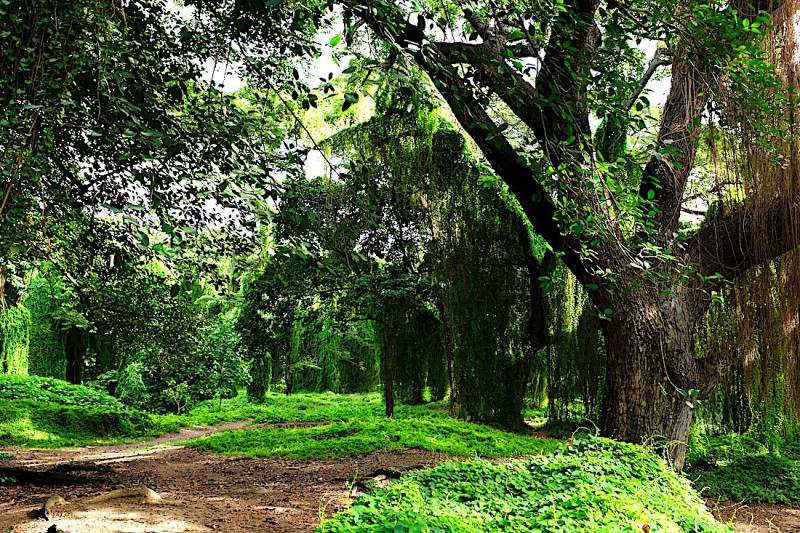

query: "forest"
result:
(2, 0), (800, 531)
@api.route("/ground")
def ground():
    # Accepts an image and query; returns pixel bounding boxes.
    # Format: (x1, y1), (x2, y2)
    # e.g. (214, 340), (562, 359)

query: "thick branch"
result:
(349, 2), (592, 282)
(688, 197), (800, 281)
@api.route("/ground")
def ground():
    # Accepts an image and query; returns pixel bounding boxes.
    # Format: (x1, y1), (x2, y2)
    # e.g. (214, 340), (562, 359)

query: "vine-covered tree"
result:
(346, 0), (800, 469)
(218, 0), (800, 468)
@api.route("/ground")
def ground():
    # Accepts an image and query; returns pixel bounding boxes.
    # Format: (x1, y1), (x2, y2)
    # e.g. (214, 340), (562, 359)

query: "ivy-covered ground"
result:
(319, 438), (729, 533)
(2, 376), (798, 532)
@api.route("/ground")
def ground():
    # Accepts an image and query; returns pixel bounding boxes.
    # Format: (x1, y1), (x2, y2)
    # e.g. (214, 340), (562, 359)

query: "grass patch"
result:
(0, 375), (123, 409)
(319, 437), (730, 533)
(0, 398), (162, 448)
(188, 416), (559, 460)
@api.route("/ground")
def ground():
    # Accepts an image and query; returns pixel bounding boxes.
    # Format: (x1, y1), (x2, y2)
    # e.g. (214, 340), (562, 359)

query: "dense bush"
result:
(692, 454), (800, 504)
(686, 434), (769, 469)
(319, 438), (730, 533)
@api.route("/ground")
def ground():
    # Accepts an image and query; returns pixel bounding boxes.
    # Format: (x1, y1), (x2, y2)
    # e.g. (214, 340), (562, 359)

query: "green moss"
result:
(319, 438), (730, 533)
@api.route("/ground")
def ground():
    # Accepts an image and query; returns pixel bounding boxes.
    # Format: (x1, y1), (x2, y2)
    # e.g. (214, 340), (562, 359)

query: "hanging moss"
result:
(0, 304), (31, 375)
(24, 273), (67, 379)
(546, 265), (605, 425)
(394, 307), (446, 404)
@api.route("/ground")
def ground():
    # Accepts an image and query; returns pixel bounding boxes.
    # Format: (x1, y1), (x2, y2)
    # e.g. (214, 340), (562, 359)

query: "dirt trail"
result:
(0, 423), (450, 533)
(710, 499), (800, 532)
(3, 424), (800, 532)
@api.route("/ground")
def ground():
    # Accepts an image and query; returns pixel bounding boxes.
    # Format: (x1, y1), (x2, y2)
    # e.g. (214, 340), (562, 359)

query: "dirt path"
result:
(0, 423), (452, 533)
(710, 499), (800, 532)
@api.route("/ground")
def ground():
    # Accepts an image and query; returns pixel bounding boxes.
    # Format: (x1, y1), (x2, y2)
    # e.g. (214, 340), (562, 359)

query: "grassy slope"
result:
(0, 375), (167, 447)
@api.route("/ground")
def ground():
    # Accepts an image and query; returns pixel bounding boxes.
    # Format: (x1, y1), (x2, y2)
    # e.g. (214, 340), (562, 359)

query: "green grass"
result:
(318, 437), (731, 533)
(0, 375), (170, 447)
(687, 433), (800, 504)
(173, 392), (449, 427)
(188, 417), (559, 460)
(0, 374), (124, 409)
(0, 378), (551, 458)
(0, 398), (163, 447)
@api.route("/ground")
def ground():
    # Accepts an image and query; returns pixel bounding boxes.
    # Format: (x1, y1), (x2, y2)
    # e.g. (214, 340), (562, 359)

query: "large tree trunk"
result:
(600, 291), (705, 471)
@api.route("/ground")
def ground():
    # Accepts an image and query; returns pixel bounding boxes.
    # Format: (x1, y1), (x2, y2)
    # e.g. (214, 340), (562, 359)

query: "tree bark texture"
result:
(600, 289), (707, 471)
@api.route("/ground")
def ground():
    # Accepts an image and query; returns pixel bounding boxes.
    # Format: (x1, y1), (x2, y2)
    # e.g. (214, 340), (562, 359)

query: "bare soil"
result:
(3, 424), (800, 532)
(710, 499), (800, 532)
(0, 423), (451, 533)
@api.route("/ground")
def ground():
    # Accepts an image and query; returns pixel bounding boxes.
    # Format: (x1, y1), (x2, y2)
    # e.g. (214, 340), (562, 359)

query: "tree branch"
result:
(624, 47), (671, 112)
(688, 197), (800, 281)
(638, 0), (786, 235)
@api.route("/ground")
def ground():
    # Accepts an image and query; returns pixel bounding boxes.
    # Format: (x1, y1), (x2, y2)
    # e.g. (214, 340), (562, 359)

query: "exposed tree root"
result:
(49, 463), (111, 474)
(87, 486), (162, 505)
(27, 495), (66, 521)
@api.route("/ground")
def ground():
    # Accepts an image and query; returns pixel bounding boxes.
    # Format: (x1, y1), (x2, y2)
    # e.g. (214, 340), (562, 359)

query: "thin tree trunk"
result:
(65, 326), (84, 385)
(382, 298), (413, 418)
(284, 352), (293, 396)
(383, 336), (395, 418)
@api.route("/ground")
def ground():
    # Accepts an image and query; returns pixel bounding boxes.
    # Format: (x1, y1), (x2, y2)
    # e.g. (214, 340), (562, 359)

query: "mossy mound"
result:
(319, 437), (730, 533)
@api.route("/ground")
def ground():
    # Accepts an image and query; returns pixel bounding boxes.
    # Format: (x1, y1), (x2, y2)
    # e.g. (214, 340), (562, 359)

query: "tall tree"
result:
(335, 0), (800, 469)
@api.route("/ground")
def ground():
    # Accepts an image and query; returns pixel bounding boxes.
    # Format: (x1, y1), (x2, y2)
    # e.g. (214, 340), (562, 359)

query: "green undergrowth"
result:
(319, 437), (730, 533)
(0, 375), (165, 447)
(0, 398), (160, 447)
(687, 433), (800, 503)
(187, 416), (559, 460)
(0, 375), (124, 409)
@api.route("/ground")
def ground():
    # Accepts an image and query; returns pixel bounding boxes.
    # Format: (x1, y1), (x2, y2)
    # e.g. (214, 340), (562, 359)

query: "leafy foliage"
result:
(319, 438), (730, 532)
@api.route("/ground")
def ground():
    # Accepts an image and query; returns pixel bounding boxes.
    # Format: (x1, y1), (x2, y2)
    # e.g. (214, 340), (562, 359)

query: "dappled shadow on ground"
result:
(1, 442), (450, 532)
(710, 499), (800, 532)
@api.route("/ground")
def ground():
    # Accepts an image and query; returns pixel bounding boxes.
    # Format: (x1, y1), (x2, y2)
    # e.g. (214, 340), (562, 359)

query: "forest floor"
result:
(0, 421), (453, 533)
(1, 423), (799, 532)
